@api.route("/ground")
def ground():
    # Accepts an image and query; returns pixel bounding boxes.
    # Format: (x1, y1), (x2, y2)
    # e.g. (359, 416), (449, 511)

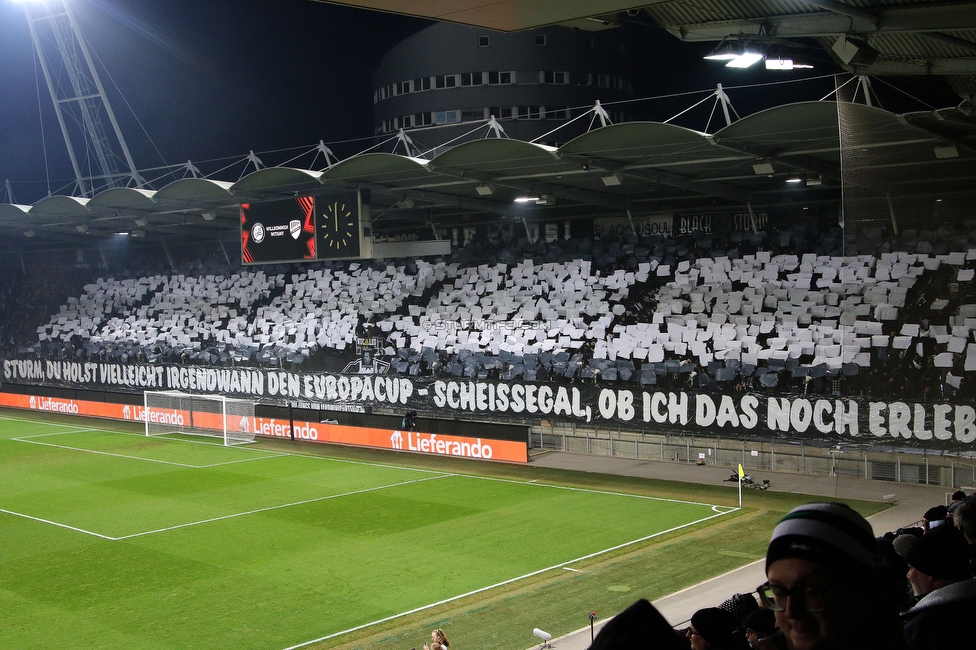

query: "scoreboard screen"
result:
(241, 197), (317, 264)
(241, 192), (364, 264)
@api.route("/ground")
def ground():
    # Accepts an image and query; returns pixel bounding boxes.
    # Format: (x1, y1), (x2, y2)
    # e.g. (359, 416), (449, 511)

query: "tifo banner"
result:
(0, 391), (527, 463)
(3, 358), (975, 445)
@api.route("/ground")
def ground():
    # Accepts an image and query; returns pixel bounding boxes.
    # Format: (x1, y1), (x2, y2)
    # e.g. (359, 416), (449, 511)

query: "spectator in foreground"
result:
(901, 524), (976, 649)
(686, 607), (749, 649)
(762, 503), (908, 650)
(743, 608), (781, 649)
(921, 505), (948, 531)
(587, 598), (684, 650)
(951, 496), (976, 576)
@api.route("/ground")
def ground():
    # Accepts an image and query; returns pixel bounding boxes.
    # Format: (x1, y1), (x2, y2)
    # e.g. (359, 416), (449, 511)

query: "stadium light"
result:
(726, 52), (763, 68)
(475, 183), (494, 196)
(601, 173), (622, 186)
(75, 223), (88, 232)
(134, 217), (148, 226)
(23, 229), (35, 237)
(765, 58), (813, 70)
(514, 196), (540, 203)
(201, 210), (216, 221)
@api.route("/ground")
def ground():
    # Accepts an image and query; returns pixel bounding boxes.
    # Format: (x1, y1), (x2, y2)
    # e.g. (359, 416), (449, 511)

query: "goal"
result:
(144, 390), (255, 446)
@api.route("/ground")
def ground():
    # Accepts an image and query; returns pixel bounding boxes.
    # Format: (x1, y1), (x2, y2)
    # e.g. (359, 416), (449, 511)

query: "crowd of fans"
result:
(589, 496), (976, 649)
(3, 216), (976, 402)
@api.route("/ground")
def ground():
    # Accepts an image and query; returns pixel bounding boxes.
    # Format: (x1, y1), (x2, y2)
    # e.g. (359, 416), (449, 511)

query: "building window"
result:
(535, 34), (546, 46)
(434, 110), (460, 124)
(597, 74), (611, 88)
(461, 109), (485, 122)
(460, 72), (484, 86)
(518, 106), (540, 119)
(479, 35), (490, 47)
(499, 71), (513, 84)
(542, 71), (567, 84)
(415, 77), (431, 91)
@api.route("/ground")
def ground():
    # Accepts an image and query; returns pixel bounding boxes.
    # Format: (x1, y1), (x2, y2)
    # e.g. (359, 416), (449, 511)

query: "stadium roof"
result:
(320, 1), (976, 97)
(1, 101), (974, 255)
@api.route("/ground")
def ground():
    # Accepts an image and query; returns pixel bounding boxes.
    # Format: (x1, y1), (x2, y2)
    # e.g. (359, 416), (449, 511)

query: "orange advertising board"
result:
(0, 392), (527, 463)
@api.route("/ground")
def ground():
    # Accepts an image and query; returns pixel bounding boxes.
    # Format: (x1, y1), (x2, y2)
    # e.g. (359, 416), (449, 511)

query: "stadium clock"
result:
(318, 195), (361, 258)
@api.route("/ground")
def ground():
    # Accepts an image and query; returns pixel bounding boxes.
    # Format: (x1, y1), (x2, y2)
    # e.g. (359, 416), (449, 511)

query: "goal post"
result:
(144, 390), (255, 446)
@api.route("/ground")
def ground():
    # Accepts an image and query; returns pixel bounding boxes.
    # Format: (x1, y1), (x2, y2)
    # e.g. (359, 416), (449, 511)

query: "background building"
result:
(371, 22), (635, 151)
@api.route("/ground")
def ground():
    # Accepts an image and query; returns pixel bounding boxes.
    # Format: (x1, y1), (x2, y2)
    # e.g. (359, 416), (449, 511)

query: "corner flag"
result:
(737, 463), (744, 509)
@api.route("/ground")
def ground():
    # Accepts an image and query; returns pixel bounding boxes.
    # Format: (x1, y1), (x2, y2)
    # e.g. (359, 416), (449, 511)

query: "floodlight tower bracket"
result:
(23, 0), (146, 197)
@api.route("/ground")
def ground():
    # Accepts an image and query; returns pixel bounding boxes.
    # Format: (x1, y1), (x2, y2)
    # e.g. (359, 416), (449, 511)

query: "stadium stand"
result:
(6, 214), (976, 403)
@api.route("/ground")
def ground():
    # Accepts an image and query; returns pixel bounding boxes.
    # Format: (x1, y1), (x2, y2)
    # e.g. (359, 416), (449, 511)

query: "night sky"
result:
(0, 0), (432, 202)
(0, 1), (960, 205)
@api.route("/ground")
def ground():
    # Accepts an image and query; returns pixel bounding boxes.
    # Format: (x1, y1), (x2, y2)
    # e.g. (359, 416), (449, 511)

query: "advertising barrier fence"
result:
(0, 391), (527, 463)
(3, 357), (976, 447)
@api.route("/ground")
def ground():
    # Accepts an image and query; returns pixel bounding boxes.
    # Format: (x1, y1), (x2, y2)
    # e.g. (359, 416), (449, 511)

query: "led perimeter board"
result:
(241, 196), (316, 264)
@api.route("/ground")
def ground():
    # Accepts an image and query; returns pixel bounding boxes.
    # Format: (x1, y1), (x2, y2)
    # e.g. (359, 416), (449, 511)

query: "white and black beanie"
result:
(766, 503), (876, 576)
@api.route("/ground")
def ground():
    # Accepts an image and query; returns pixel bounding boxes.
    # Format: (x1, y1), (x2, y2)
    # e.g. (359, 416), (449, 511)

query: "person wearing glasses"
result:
(759, 503), (909, 650)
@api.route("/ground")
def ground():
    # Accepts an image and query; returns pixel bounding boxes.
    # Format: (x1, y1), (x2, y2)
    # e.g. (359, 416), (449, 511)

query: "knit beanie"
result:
(923, 505), (949, 526)
(766, 503), (876, 576)
(904, 524), (969, 580)
(690, 607), (739, 648)
(743, 608), (777, 637)
(892, 533), (918, 558)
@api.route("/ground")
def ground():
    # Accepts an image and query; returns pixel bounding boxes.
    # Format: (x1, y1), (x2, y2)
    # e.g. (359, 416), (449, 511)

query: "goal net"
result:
(144, 390), (255, 446)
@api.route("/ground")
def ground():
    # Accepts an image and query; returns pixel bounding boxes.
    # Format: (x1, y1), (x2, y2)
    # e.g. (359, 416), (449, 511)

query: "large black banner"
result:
(3, 358), (974, 445)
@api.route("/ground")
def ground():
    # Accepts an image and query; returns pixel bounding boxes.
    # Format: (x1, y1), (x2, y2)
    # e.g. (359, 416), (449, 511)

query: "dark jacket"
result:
(901, 578), (976, 649)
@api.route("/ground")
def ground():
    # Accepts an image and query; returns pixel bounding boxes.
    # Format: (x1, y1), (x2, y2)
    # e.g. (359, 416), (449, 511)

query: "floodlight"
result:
(765, 58), (813, 70)
(934, 145), (959, 159)
(23, 229), (35, 238)
(475, 183), (494, 196)
(785, 177), (803, 184)
(752, 162), (775, 175)
(703, 40), (738, 61)
(726, 52), (763, 68)
(514, 196), (540, 203)
(201, 210), (216, 221)
(806, 176), (822, 186)
(75, 223), (88, 232)
(134, 217), (148, 226)
(396, 197), (415, 209)
(601, 173), (622, 186)
(132, 229), (146, 237)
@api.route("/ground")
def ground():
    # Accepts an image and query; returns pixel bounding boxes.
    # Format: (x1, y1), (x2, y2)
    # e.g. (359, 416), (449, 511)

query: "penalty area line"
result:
(280, 506), (737, 650)
(0, 508), (115, 540)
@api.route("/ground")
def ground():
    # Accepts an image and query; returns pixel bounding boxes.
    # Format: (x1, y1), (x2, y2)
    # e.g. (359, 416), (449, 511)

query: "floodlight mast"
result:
(22, 0), (145, 197)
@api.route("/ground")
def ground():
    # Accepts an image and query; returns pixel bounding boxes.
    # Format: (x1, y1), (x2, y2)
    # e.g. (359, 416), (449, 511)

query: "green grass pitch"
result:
(0, 414), (736, 649)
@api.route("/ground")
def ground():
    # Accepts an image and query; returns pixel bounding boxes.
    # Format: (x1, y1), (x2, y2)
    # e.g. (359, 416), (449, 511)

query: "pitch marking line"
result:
(0, 508), (115, 540)
(281, 506), (738, 650)
(465, 472), (732, 508)
(0, 473), (455, 541)
(12, 433), (284, 469)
